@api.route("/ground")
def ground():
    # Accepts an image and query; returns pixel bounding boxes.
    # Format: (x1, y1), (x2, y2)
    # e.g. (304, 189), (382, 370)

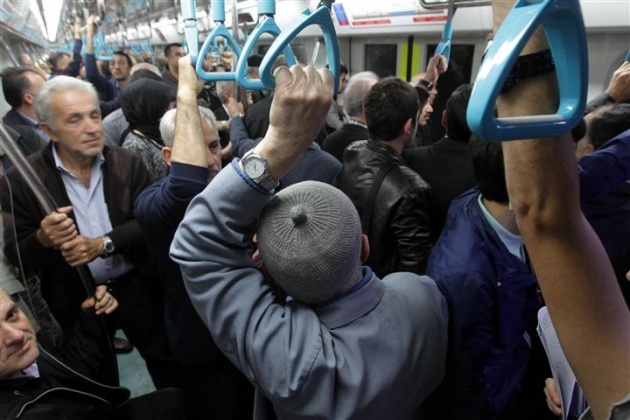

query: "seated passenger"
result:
(170, 65), (448, 419)
(0, 287), (185, 420)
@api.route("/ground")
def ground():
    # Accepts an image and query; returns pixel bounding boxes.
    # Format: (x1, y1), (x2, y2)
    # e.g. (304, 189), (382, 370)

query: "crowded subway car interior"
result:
(0, 0), (629, 419)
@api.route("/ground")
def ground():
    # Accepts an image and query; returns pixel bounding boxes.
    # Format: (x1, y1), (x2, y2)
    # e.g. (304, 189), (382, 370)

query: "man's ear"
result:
(23, 93), (35, 106)
(161, 146), (172, 165)
(441, 110), (447, 129)
(39, 123), (55, 141)
(360, 234), (370, 263)
(403, 118), (414, 136)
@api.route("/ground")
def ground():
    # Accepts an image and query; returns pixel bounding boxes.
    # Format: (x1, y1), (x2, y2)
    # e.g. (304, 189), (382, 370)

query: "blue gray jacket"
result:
(170, 161), (448, 419)
(426, 188), (540, 419)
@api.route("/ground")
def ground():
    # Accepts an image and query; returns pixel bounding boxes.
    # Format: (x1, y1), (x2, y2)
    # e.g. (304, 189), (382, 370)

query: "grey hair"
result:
(160, 106), (217, 148)
(215, 81), (233, 101)
(130, 62), (161, 77)
(34, 76), (99, 129)
(342, 71), (379, 118)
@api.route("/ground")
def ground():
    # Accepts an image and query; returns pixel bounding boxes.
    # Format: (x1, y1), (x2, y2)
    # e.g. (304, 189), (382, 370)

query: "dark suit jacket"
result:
(3, 109), (47, 155)
(243, 96), (273, 139)
(322, 123), (369, 163)
(403, 136), (477, 242)
(230, 116), (341, 189)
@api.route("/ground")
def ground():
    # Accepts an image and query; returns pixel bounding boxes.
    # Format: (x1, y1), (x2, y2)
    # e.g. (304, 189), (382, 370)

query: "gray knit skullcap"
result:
(257, 181), (363, 304)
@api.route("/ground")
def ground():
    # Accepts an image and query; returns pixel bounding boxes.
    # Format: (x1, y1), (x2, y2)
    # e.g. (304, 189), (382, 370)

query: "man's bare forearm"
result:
(493, 1), (630, 419)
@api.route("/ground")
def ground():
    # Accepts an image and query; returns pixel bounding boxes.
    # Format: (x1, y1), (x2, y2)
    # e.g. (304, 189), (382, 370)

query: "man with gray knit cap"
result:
(170, 64), (448, 419)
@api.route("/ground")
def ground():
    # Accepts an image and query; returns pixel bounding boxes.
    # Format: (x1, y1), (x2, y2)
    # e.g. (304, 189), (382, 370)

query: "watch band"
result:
(241, 150), (280, 191)
(417, 78), (434, 91)
(501, 49), (556, 94)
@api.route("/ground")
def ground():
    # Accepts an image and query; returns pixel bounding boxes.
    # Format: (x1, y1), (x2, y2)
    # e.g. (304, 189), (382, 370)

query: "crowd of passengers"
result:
(0, 1), (629, 419)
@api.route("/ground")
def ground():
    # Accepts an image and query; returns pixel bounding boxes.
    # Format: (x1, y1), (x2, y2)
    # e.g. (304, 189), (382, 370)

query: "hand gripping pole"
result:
(258, 2), (340, 92)
(467, 0), (588, 142)
(235, 0), (298, 90)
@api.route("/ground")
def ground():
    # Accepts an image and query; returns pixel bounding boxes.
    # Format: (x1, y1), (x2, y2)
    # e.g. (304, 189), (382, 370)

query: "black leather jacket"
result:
(341, 140), (432, 277)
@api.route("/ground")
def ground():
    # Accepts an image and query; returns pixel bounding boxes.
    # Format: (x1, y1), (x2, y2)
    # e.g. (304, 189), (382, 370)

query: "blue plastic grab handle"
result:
(259, 5), (340, 92)
(434, 20), (453, 67)
(181, 0), (200, 65)
(625, 50), (630, 61)
(467, 0), (588, 142)
(236, 16), (297, 90)
(195, 25), (242, 81)
(434, 0), (455, 68)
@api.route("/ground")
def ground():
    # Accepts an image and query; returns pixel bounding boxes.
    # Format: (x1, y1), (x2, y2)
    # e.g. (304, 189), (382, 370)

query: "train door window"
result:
(427, 44), (475, 83)
(365, 44), (398, 79)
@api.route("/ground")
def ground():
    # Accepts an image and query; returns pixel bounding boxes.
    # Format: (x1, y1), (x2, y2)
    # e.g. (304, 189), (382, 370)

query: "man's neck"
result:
(16, 106), (36, 121)
(54, 145), (96, 186)
(169, 67), (179, 81)
(347, 115), (367, 127)
(381, 136), (407, 154)
(481, 197), (519, 235)
(117, 78), (129, 89)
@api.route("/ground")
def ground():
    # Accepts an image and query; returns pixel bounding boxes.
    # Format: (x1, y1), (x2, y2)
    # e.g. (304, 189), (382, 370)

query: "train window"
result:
(420, 0), (490, 9)
(427, 43), (475, 83)
(365, 44), (398, 79)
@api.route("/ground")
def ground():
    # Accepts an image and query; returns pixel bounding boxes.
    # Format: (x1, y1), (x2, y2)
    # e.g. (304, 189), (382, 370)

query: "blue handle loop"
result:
(259, 5), (340, 92)
(195, 25), (242, 81)
(181, 0), (200, 65)
(434, 0), (455, 69)
(625, 50), (630, 61)
(467, 0), (588, 142)
(236, 16), (298, 90)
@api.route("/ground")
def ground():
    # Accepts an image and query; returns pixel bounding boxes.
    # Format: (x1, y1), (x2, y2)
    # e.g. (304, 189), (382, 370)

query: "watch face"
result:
(105, 241), (115, 253)
(244, 155), (266, 178)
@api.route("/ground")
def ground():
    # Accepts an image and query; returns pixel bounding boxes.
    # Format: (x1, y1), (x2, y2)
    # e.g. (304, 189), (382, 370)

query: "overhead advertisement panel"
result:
(332, 0), (447, 28)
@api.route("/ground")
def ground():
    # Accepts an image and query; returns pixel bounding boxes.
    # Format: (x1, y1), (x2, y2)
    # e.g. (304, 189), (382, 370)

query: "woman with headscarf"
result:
(120, 78), (174, 183)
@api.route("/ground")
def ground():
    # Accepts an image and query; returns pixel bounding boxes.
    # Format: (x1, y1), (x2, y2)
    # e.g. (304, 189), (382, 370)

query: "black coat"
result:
(341, 140), (432, 277)
(321, 123), (369, 163)
(0, 314), (130, 420)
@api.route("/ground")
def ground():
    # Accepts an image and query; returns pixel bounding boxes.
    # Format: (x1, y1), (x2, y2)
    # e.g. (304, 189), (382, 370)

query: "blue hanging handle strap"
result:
(434, 0), (455, 69)
(194, 0), (244, 81)
(259, 2), (340, 92)
(235, 0), (298, 90)
(467, 0), (588, 142)
(181, 0), (200, 65)
(625, 50), (630, 62)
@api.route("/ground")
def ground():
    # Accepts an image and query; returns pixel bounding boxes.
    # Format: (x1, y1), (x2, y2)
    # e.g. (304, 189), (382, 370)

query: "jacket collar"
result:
(313, 267), (384, 329)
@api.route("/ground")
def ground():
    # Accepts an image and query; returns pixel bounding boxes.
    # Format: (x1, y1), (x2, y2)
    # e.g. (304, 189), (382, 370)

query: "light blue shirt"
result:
(477, 194), (525, 263)
(52, 146), (133, 283)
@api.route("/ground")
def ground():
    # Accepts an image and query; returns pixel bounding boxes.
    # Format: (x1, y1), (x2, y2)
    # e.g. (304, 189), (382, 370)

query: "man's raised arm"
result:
(492, 2), (630, 419)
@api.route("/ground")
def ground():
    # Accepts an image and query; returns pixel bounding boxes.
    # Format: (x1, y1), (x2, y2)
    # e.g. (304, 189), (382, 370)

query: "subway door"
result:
(349, 36), (425, 81)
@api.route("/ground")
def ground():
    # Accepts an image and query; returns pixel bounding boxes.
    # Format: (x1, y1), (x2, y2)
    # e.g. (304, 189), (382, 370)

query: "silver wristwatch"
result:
(241, 150), (279, 190)
(100, 235), (115, 258)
